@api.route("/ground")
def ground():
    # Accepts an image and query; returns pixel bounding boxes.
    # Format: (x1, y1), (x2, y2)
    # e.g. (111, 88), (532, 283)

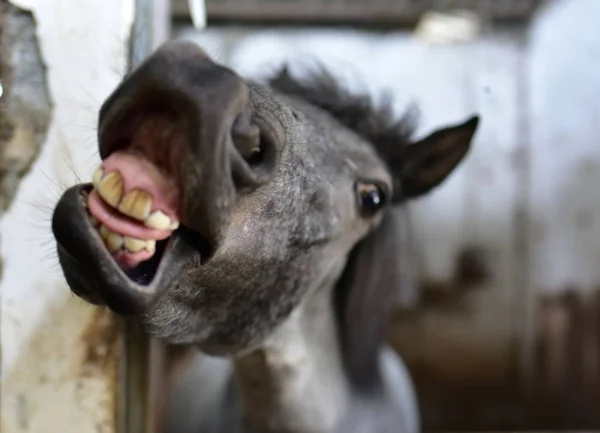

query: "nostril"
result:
(229, 122), (277, 190)
(245, 146), (263, 166)
(231, 112), (260, 163)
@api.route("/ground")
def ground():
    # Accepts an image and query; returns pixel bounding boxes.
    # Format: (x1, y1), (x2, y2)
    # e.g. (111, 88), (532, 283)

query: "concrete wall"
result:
(0, 1), (133, 432)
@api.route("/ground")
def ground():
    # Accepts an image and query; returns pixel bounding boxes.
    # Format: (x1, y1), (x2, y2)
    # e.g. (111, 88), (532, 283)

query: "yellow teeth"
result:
(97, 171), (124, 208)
(99, 225), (124, 253)
(92, 165), (179, 230)
(145, 239), (156, 253)
(118, 189), (153, 221)
(123, 236), (147, 253)
(97, 225), (157, 253)
(144, 210), (172, 230)
(92, 166), (103, 187)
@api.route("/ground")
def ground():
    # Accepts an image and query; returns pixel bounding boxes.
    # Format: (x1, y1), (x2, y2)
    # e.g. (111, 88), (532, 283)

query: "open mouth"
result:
(88, 151), (181, 273)
(52, 150), (209, 315)
(51, 40), (271, 315)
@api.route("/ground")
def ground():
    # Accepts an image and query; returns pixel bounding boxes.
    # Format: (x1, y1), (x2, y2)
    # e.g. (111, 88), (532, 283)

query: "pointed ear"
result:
(392, 115), (479, 202)
(334, 208), (410, 392)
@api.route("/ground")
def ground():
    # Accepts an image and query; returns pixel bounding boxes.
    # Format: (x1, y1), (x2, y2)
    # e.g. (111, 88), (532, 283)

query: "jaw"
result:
(52, 183), (203, 315)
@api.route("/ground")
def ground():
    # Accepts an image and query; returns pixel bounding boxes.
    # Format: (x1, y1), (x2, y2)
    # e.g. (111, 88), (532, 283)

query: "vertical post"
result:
(0, 2), (5, 418)
(118, 1), (171, 433)
(512, 26), (535, 425)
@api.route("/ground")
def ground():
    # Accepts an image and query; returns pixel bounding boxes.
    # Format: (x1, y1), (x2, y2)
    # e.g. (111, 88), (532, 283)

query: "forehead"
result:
(251, 83), (392, 185)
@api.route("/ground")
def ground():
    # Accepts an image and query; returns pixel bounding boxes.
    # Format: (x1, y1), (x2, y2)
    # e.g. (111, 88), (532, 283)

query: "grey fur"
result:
(51, 40), (480, 433)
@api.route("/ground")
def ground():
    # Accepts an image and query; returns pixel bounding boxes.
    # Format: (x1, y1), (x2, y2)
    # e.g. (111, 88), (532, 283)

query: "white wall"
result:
(528, 0), (600, 294)
(0, 1), (133, 432)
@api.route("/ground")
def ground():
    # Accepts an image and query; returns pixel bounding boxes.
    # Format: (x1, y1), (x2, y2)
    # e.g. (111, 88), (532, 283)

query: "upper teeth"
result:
(96, 170), (124, 208)
(93, 166), (179, 230)
(118, 188), (152, 221)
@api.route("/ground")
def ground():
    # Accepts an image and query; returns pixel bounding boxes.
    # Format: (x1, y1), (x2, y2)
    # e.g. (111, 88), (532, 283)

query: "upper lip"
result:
(52, 183), (201, 315)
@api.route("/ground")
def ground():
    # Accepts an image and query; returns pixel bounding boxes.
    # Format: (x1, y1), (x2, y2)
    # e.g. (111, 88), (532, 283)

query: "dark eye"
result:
(356, 182), (386, 216)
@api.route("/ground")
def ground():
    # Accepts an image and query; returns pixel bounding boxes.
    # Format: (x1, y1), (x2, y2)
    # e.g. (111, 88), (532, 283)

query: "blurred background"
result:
(1, 0), (599, 432)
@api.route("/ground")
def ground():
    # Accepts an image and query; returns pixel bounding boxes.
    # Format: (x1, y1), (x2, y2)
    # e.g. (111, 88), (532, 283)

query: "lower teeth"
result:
(85, 188), (157, 255)
(95, 222), (156, 254)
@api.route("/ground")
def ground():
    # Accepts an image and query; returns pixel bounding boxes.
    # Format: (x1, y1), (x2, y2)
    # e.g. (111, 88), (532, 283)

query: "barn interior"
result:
(1, 1), (599, 432)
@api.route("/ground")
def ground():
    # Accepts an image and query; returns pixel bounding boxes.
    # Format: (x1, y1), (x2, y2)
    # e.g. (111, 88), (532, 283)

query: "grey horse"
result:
(52, 40), (479, 433)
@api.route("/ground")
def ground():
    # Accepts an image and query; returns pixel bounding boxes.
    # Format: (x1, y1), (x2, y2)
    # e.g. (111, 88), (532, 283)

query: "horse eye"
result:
(356, 182), (386, 215)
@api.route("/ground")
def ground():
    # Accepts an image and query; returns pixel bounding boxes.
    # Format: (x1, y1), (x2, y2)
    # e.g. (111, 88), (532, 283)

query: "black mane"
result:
(268, 65), (418, 162)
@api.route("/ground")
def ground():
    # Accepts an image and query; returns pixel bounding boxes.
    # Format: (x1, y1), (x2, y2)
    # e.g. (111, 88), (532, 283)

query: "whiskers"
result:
(17, 140), (100, 276)
(21, 185), (68, 276)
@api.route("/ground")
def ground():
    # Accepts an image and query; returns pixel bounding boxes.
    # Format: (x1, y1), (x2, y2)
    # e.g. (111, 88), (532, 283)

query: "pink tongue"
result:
(102, 151), (179, 220)
(87, 151), (180, 267)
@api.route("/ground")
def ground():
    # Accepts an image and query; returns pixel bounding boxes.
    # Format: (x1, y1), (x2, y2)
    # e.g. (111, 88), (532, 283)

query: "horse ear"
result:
(391, 116), (479, 203)
(335, 207), (414, 392)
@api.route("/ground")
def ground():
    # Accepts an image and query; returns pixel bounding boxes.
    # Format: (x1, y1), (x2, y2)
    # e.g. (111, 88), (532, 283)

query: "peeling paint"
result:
(0, 1), (52, 212)
(0, 0), (134, 432)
